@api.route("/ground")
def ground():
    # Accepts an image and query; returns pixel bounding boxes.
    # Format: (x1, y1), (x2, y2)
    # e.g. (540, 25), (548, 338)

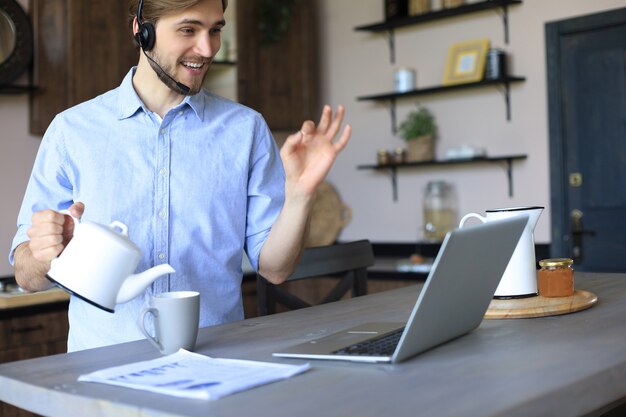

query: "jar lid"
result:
(427, 180), (450, 189)
(539, 258), (574, 267)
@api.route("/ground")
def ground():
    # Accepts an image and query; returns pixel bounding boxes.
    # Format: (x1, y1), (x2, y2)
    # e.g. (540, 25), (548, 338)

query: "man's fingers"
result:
(27, 221), (64, 240)
(31, 245), (64, 263)
(326, 105), (346, 140)
(26, 205), (86, 265)
(316, 105), (332, 133)
(280, 130), (305, 161)
(69, 202), (85, 219)
(299, 120), (317, 145)
(32, 209), (66, 226)
(333, 124), (352, 153)
(28, 234), (64, 263)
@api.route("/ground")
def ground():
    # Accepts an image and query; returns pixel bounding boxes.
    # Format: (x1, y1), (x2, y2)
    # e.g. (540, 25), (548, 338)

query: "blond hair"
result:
(128, 0), (228, 28)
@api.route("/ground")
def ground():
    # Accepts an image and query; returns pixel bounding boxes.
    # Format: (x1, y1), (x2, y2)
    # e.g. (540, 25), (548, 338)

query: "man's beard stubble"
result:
(147, 52), (210, 96)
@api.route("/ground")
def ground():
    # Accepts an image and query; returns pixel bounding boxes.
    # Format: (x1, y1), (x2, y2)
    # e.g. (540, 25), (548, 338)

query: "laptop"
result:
(273, 215), (528, 364)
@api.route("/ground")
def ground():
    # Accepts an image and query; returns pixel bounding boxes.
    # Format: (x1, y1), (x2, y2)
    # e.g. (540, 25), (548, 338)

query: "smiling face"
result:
(146, 0), (225, 95)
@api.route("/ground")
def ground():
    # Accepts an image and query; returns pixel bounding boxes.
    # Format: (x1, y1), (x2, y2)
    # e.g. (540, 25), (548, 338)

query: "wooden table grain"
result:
(1, 272), (626, 417)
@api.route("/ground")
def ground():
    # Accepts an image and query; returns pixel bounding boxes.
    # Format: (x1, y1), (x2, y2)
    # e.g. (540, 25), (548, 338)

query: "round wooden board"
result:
(484, 290), (597, 319)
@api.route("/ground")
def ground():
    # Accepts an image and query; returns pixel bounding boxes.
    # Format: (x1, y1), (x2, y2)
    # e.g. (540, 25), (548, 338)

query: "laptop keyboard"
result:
(332, 327), (405, 356)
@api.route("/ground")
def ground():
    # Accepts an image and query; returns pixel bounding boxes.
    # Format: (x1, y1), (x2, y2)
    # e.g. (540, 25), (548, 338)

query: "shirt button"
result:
(158, 253), (165, 260)
(161, 128), (166, 135)
(159, 209), (166, 219)
(159, 167), (167, 176)
(178, 110), (183, 116)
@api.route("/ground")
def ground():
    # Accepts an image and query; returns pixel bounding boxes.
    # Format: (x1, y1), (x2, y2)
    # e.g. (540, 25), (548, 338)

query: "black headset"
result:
(135, 0), (155, 51)
(133, 0), (191, 94)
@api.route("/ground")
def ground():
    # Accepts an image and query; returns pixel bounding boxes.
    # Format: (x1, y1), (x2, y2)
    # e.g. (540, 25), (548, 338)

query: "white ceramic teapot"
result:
(46, 211), (175, 312)
(459, 206), (543, 298)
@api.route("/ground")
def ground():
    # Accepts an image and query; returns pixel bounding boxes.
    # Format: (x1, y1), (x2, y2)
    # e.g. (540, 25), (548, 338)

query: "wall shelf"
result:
(0, 84), (37, 94)
(358, 154), (527, 201)
(358, 76), (525, 133)
(355, 0), (522, 63)
(212, 60), (237, 67)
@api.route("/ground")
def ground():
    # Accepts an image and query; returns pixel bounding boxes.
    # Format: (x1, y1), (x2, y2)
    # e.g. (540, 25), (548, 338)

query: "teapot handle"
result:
(459, 213), (487, 228)
(59, 209), (80, 227)
(60, 209), (129, 237)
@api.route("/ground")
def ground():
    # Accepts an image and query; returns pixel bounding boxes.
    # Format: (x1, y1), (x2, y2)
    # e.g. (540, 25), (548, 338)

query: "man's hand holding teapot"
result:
(27, 202), (85, 265)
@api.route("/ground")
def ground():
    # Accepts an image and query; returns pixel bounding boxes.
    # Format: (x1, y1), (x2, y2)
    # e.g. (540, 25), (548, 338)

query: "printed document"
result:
(78, 349), (311, 400)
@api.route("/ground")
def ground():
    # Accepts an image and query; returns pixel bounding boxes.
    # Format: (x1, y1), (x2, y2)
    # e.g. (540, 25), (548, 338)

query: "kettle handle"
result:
(459, 213), (487, 228)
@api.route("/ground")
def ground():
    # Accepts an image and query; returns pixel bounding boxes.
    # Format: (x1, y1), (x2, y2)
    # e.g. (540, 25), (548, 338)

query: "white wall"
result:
(0, 0), (623, 276)
(318, 0), (624, 246)
(0, 91), (39, 277)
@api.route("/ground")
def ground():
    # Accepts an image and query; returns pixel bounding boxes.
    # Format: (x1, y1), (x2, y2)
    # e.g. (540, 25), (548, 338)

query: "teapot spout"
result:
(116, 264), (175, 305)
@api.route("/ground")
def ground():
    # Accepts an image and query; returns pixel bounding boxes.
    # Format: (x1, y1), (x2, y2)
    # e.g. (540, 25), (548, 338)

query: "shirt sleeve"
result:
(244, 116), (285, 271)
(8, 116), (75, 265)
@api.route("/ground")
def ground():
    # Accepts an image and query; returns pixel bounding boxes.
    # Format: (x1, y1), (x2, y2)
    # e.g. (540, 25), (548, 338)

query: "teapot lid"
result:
(77, 221), (141, 253)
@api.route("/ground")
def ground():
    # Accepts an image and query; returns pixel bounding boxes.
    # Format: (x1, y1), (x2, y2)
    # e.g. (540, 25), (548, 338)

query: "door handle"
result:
(570, 209), (596, 263)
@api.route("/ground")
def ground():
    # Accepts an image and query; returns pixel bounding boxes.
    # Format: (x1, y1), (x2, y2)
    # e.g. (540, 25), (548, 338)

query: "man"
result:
(9, 0), (351, 352)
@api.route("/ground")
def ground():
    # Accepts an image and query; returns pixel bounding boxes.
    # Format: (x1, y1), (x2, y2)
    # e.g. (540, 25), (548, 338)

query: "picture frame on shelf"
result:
(442, 38), (490, 85)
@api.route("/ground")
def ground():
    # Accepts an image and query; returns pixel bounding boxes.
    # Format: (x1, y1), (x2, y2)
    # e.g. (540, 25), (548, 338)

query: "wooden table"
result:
(1, 272), (626, 417)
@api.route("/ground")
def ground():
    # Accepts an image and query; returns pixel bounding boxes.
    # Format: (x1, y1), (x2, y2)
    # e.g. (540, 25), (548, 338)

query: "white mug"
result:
(140, 291), (200, 355)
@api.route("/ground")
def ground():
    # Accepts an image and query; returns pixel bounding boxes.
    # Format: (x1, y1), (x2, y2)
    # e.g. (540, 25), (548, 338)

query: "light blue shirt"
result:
(10, 68), (285, 352)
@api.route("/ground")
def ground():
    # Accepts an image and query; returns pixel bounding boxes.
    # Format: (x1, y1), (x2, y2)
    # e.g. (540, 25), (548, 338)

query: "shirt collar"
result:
(186, 89), (206, 122)
(116, 68), (143, 120)
(116, 67), (206, 122)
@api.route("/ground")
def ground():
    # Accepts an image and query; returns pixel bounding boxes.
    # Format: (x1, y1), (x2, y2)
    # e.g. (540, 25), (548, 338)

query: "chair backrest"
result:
(256, 240), (375, 316)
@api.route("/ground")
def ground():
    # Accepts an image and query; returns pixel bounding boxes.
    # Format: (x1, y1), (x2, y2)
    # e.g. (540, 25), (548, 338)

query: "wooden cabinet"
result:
(0, 306), (69, 362)
(236, 0), (319, 131)
(0, 303), (69, 417)
(29, 0), (137, 135)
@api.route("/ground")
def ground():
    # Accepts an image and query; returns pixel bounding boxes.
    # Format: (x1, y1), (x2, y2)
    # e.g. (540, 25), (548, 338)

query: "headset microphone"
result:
(135, 0), (191, 95)
(142, 49), (191, 95)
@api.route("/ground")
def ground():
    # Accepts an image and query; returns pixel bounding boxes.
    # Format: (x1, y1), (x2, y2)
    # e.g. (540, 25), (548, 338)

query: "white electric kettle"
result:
(46, 211), (175, 312)
(459, 206), (543, 298)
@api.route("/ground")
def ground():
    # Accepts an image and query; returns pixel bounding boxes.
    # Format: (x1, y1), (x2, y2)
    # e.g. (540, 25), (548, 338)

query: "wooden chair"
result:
(256, 240), (375, 316)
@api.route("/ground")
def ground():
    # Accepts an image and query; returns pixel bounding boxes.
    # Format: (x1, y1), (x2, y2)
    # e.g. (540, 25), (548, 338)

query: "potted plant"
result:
(398, 105), (438, 162)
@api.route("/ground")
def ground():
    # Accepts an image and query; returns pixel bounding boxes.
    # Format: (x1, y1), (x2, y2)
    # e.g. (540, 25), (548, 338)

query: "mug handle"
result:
(140, 307), (164, 353)
(459, 213), (487, 228)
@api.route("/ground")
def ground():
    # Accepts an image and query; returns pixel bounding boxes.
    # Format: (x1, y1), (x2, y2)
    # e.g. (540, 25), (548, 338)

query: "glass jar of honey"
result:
(538, 258), (574, 297)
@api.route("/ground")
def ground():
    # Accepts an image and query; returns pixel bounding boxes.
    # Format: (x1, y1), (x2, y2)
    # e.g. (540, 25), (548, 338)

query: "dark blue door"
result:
(547, 8), (626, 271)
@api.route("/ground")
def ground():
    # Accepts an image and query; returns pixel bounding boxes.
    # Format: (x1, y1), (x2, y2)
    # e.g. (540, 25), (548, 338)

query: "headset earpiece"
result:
(136, 0), (155, 51)
(136, 21), (155, 51)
